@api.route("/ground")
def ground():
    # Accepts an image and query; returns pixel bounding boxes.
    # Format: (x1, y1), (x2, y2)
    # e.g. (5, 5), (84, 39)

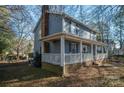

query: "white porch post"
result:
(61, 36), (65, 74)
(41, 41), (44, 54)
(101, 45), (103, 54)
(106, 46), (108, 58)
(41, 41), (44, 68)
(80, 41), (82, 64)
(91, 44), (93, 60)
(95, 45), (97, 60)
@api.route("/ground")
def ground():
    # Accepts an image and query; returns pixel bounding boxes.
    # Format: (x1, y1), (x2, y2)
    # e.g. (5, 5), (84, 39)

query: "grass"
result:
(0, 62), (62, 87)
(0, 59), (124, 87)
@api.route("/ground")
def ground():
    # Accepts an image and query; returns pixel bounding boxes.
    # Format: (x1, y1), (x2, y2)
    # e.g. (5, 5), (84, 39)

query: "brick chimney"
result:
(41, 5), (49, 37)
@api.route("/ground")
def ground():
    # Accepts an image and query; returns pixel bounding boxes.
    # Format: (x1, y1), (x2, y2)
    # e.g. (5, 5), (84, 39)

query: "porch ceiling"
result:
(41, 32), (107, 46)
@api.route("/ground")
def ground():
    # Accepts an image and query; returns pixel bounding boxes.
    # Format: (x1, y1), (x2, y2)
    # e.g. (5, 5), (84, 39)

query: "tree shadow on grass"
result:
(0, 62), (62, 86)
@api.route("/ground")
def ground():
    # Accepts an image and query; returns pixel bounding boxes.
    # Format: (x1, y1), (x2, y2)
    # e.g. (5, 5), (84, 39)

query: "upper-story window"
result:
(63, 19), (70, 33)
(91, 33), (96, 40)
(71, 22), (80, 35)
(76, 26), (80, 35)
(63, 18), (97, 41)
(93, 34), (96, 40)
(71, 22), (77, 35)
(82, 30), (90, 39)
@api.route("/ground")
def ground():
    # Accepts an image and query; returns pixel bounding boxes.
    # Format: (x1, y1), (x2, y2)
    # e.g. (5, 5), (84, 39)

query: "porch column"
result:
(91, 44), (93, 60)
(95, 45), (97, 60)
(41, 41), (44, 68)
(61, 36), (65, 74)
(41, 41), (44, 54)
(80, 41), (82, 64)
(102, 46), (104, 53)
(106, 46), (108, 57)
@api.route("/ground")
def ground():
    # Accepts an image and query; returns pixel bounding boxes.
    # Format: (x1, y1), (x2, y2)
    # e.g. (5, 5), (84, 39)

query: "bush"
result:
(33, 52), (41, 68)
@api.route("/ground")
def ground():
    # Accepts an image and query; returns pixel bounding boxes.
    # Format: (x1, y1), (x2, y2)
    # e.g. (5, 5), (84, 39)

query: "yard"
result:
(0, 57), (124, 87)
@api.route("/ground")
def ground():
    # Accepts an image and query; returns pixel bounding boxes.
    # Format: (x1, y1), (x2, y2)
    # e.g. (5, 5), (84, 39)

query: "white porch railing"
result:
(83, 53), (93, 62)
(96, 53), (107, 60)
(42, 53), (61, 65)
(42, 53), (107, 65)
(65, 53), (81, 64)
(64, 30), (97, 41)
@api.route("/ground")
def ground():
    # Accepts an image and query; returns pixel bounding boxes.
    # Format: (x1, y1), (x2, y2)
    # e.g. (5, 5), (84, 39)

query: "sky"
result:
(27, 5), (121, 48)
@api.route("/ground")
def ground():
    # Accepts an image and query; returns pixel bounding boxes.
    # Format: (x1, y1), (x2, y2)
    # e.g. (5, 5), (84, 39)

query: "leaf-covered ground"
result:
(0, 60), (124, 87)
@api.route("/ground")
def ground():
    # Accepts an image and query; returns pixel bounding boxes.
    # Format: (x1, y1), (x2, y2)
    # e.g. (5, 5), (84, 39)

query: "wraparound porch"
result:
(41, 33), (108, 74)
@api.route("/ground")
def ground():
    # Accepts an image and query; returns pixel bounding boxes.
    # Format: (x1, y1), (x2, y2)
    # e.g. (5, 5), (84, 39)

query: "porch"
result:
(41, 33), (108, 67)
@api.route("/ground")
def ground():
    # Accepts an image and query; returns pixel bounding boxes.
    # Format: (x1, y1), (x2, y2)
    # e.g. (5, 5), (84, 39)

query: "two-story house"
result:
(33, 6), (108, 74)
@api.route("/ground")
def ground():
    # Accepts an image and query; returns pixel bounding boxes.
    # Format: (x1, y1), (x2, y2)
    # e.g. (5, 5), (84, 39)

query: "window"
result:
(103, 46), (107, 53)
(93, 34), (96, 40)
(90, 32), (96, 40)
(97, 45), (102, 53)
(82, 45), (87, 53)
(82, 31), (90, 39)
(91, 33), (96, 40)
(71, 43), (77, 53)
(79, 29), (84, 37)
(64, 19), (70, 33)
(82, 45), (91, 53)
(87, 45), (91, 53)
(76, 26), (80, 35)
(69, 42), (78, 53)
(71, 22), (77, 35)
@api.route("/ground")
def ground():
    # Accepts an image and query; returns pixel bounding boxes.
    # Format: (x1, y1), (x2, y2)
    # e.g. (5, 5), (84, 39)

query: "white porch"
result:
(41, 34), (108, 66)
(41, 34), (108, 75)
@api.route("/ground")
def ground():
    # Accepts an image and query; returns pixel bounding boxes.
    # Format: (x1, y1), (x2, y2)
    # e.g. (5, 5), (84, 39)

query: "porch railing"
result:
(65, 53), (81, 64)
(83, 53), (93, 62)
(42, 53), (107, 65)
(96, 53), (107, 60)
(65, 30), (96, 41)
(42, 53), (61, 65)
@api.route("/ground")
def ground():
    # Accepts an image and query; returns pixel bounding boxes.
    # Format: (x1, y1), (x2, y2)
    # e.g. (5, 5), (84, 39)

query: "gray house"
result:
(33, 6), (108, 73)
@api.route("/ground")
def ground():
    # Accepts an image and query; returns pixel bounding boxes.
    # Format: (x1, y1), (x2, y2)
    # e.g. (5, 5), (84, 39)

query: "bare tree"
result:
(8, 5), (41, 60)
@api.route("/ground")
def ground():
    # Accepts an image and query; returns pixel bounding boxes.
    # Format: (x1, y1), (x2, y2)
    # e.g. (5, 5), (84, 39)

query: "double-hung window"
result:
(71, 22), (77, 35)
(64, 19), (70, 33)
(69, 42), (78, 53)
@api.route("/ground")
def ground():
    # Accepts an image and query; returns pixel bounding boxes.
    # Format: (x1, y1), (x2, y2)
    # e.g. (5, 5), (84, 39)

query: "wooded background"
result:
(0, 5), (124, 59)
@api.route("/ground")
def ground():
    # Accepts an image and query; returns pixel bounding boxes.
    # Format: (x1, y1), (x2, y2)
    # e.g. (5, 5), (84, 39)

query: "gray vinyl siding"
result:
(48, 14), (63, 35)
(34, 22), (41, 56)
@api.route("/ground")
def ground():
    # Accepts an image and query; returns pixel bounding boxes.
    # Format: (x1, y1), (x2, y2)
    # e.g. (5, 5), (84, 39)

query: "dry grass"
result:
(0, 62), (61, 87)
(0, 60), (124, 87)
